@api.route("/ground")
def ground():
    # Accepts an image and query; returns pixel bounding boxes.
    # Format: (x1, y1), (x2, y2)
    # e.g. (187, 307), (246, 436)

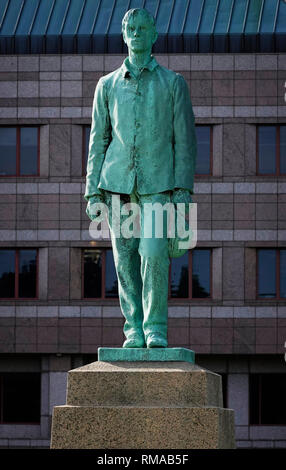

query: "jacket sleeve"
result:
(84, 78), (111, 201)
(173, 73), (197, 193)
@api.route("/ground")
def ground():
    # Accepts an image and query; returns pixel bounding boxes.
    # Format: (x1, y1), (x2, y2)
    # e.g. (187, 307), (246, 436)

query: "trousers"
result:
(103, 180), (171, 343)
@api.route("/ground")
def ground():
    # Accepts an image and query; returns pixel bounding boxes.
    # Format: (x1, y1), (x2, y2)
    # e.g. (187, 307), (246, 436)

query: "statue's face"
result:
(123, 12), (157, 53)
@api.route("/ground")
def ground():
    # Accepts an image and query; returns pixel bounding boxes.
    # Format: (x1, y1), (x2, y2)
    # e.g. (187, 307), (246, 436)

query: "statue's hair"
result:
(121, 8), (156, 34)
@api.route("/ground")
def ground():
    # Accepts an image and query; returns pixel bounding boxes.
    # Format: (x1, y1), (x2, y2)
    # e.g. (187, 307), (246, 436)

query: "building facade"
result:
(0, 0), (286, 450)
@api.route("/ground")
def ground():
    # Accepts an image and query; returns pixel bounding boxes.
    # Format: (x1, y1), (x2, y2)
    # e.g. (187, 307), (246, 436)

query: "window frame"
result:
(0, 248), (39, 300)
(0, 125), (40, 177)
(82, 247), (118, 301)
(256, 248), (286, 300)
(256, 124), (285, 176)
(168, 248), (212, 300)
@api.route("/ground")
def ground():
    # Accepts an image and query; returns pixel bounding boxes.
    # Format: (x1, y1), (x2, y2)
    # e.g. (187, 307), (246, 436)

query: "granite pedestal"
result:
(50, 348), (235, 449)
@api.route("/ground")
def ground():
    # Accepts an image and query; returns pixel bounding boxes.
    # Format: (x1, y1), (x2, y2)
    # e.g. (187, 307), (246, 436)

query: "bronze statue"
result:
(85, 8), (197, 349)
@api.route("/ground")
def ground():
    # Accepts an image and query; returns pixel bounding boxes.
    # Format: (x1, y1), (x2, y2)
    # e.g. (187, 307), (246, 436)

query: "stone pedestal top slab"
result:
(66, 360), (222, 407)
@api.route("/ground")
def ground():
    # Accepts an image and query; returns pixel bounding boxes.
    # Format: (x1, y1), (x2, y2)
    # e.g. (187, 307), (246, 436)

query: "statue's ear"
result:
(122, 28), (127, 45)
(152, 31), (158, 45)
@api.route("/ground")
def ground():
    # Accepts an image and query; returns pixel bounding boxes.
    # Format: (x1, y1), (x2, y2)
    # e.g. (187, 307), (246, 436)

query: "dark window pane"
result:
(0, 128), (17, 176)
(258, 126), (276, 174)
(84, 249), (102, 298)
(105, 249), (118, 298)
(170, 252), (189, 298)
(249, 374), (260, 425)
(18, 249), (37, 298)
(221, 374), (227, 408)
(250, 374), (286, 425)
(195, 126), (211, 175)
(260, 375), (286, 424)
(84, 126), (91, 174)
(280, 249), (286, 298)
(258, 249), (276, 298)
(280, 125), (286, 174)
(2, 373), (41, 423)
(192, 249), (210, 298)
(20, 127), (38, 175)
(0, 250), (15, 298)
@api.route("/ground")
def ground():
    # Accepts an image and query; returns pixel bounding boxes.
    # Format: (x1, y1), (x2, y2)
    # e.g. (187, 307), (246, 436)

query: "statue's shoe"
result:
(146, 333), (168, 348)
(123, 335), (145, 348)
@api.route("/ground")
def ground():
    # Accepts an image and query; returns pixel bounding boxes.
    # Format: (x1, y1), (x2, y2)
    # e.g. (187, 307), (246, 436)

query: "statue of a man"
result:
(84, 8), (196, 348)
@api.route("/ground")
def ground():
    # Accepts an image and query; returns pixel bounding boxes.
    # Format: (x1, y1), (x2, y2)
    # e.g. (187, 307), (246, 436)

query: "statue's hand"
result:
(171, 189), (192, 225)
(171, 188), (192, 205)
(86, 194), (105, 220)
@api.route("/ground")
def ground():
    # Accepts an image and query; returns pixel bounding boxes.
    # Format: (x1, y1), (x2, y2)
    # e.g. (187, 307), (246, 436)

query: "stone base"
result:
(51, 406), (234, 449)
(51, 356), (236, 449)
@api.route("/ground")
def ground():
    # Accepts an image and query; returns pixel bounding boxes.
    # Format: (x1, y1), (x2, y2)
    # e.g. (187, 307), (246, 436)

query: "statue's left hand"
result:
(86, 194), (105, 220)
(171, 189), (192, 224)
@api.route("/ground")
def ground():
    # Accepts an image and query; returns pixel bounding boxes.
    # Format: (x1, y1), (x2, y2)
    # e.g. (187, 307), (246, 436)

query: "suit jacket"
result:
(84, 56), (197, 200)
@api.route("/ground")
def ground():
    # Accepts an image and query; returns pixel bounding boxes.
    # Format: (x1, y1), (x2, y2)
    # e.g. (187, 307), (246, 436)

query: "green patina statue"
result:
(84, 8), (197, 349)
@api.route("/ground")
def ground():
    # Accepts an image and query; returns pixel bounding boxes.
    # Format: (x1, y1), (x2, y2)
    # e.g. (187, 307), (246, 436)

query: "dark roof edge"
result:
(0, 33), (285, 55)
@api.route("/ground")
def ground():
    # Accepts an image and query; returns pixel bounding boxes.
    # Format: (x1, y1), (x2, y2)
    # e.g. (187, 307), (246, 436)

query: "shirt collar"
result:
(121, 55), (159, 78)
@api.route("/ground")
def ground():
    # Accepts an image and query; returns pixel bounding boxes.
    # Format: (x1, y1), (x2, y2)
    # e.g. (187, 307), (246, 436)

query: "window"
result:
(0, 127), (39, 176)
(83, 125), (212, 176)
(82, 125), (91, 175)
(0, 373), (41, 424)
(83, 248), (118, 299)
(195, 125), (212, 175)
(83, 248), (211, 300)
(249, 374), (286, 425)
(257, 249), (286, 299)
(257, 125), (286, 175)
(170, 249), (211, 299)
(0, 249), (38, 299)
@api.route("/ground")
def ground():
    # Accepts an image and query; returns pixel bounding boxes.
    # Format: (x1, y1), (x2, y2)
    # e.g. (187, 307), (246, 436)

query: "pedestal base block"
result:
(51, 354), (236, 449)
(51, 405), (235, 449)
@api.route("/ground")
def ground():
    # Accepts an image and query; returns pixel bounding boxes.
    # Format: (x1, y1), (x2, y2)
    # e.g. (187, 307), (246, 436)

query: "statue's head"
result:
(122, 8), (158, 54)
